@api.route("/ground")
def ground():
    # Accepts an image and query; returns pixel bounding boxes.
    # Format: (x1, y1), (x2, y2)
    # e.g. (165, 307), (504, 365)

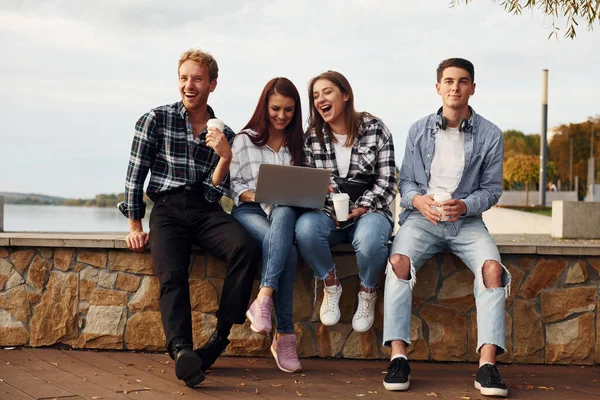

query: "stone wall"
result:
(0, 241), (599, 365)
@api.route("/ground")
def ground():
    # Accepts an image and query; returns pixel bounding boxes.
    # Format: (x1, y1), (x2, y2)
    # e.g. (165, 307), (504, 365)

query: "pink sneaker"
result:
(245, 296), (273, 335)
(271, 334), (302, 373)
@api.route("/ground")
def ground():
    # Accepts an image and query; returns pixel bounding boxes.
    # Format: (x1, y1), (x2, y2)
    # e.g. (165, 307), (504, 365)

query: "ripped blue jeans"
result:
(383, 212), (510, 354)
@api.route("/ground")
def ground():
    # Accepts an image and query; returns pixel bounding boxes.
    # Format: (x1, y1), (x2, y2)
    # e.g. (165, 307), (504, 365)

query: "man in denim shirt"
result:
(383, 58), (510, 397)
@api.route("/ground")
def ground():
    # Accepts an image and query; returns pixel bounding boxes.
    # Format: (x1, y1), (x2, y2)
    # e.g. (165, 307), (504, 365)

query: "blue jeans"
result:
(295, 210), (392, 289)
(231, 203), (299, 334)
(383, 212), (510, 354)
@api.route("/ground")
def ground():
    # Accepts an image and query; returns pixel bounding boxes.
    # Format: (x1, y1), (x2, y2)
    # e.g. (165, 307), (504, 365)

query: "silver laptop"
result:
(254, 164), (331, 209)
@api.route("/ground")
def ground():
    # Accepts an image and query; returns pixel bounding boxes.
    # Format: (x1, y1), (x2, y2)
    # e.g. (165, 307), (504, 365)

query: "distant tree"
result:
(452, 0), (600, 39)
(504, 130), (540, 159)
(504, 154), (557, 205)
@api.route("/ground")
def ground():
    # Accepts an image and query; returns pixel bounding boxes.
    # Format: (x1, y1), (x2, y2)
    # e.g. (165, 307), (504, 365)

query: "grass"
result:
(512, 207), (552, 217)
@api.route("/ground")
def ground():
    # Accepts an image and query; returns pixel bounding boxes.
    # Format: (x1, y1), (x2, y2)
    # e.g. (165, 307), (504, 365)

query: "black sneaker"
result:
(383, 357), (410, 391)
(194, 332), (230, 372)
(172, 339), (205, 387)
(475, 364), (508, 397)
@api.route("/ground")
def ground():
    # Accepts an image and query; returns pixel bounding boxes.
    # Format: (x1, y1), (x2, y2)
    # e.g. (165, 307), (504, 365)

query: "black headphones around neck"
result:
(436, 107), (473, 133)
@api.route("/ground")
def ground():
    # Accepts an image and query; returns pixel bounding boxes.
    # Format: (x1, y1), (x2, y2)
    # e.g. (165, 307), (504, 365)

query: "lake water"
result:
(3, 204), (150, 232)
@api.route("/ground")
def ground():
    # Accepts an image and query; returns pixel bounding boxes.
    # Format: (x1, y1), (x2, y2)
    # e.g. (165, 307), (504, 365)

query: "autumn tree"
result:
(504, 154), (557, 205)
(504, 130), (540, 159)
(452, 0), (600, 38)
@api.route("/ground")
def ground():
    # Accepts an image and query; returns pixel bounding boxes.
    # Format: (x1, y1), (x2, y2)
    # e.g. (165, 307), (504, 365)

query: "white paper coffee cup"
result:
(331, 193), (350, 222)
(433, 192), (452, 221)
(206, 118), (224, 132)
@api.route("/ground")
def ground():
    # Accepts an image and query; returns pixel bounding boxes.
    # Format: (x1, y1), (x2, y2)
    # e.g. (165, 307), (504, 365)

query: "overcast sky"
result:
(1, 0), (599, 198)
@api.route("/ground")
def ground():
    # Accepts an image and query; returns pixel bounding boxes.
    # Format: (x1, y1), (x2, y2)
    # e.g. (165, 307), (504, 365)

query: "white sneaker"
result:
(352, 291), (377, 332)
(320, 284), (342, 326)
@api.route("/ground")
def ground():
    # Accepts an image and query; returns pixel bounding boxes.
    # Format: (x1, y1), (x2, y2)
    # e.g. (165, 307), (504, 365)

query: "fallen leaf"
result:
(345, 381), (352, 384)
(173, 391), (184, 395)
(460, 396), (471, 400)
(301, 374), (306, 377)
(136, 379), (142, 383)
(356, 394), (366, 397)
(246, 368), (252, 372)
(294, 380), (303, 384)
(537, 386), (554, 390)
(238, 382), (246, 387)
(526, 385), (535, 390)
(255, 388), (260, 394)
(50, 362), (59, 367)
(233, 388), (240, 392)
(426, 393), (438, 397)
(271, 384), (284, 387)
(161, 369), (165, 373)
(91, 397), (103, 399)
(330, 373), (334, 376)
(296, 391), (305, 397)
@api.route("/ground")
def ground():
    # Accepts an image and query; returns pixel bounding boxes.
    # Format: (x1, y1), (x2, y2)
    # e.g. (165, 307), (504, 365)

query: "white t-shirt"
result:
(332, 132), (352, 178)
(427, 127), (465, 195)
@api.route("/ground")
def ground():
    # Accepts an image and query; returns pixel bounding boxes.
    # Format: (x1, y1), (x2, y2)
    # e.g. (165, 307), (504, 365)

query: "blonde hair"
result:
(177, 49), (219, 81)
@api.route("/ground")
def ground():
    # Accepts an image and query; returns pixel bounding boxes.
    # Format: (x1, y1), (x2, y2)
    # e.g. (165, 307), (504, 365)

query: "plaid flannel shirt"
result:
(121, 102), (235, 220)
(304, 115), (397, 222)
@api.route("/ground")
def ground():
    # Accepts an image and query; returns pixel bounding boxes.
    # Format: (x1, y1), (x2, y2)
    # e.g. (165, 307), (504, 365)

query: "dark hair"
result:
(436, 58), (475, 83)
(307, 70), (369, 148)
(242, 77), (304, 166)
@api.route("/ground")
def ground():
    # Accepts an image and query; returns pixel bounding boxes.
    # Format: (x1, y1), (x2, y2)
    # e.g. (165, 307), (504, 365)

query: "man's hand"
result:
(206, 127), (232, 160)
(412, 194), (442, 225)
(347, 206), (369, 221)
(442, 199), (467, 222)
(126, 219), (149, 252)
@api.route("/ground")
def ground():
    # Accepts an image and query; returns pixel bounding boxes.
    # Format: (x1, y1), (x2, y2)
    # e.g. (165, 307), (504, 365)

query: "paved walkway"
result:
(1, 348), (599, 399)
(483, 207), (552, 235)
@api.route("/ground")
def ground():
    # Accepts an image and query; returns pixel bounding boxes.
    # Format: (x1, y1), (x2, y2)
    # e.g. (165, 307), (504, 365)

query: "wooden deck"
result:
(0, 348), (598, 399)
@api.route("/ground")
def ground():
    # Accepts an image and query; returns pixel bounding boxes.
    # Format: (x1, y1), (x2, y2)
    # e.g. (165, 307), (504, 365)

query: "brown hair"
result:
(436, 58), (474, 83)
(178, 49), (219, 81)
(307, 71), (368, 148)
(242, 77), (304, 166)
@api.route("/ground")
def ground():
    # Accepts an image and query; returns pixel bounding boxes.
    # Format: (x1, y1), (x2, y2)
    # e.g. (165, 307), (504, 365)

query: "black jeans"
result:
(149, 188), (259, 354)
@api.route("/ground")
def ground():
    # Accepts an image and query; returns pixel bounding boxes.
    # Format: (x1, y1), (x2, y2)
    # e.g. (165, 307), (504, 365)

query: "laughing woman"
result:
(229, 77), (304, 373)
(295, 71), (396, 333)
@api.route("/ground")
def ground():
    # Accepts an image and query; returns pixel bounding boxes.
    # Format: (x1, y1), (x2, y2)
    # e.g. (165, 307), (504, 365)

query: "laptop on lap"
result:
(254, 164), (330, 209)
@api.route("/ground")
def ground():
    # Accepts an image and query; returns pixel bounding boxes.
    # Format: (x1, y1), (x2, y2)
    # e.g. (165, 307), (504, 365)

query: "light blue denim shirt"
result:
(398, 108), (504, 235)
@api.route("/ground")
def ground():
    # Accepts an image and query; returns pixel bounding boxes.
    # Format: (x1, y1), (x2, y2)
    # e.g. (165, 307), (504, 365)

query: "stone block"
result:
(226, 320), (271, 356)
(412, 258), (438, 309)
(441, 254), (456, 277)
(518, 258), (568, 300)
(129, 276), (160, 312)
(79, 301), (90, 315)
(109, 251), (153, 274)
(295, 321), (317, 358)
(516, 257), (538, 272)
(80, 305), (127, 349)
(0, 258), (12, 290)
(437, 270), (475, 313)
(125, 311), (166, 351)
(5, 270), (24, 291)
(26, 256), (52, 290)
(29, 272), (78, 347)
(0, 309), (28, 346)
(189, 255), (205, 279)
(0, 248), (8, 258)
(292, 269), (314, 321)
(54, 249), (74, 271)
(546, 313), (595, 364)
(39, 248), (53, 259)
(596, 299), (600, 364)
(206, 255), (226, 278)
(90, 288), (127, 307)
(192, 312), (217, 349)
(189, 279), (218, 313)
(407, 315), (429, 361)
(342, 329), (380, 359)
(315, 323), (353, 358)
(98, 271), (118, 289)
(551, 201), (600, 239)
(11, 250), (34, 273)
(333, 254), (359, 280)
(589, 258), (600, 275)
(505, 263), (525, 306)
(420, 304), (466, 361)
(541, 287), (597, 323)
(77, 251), (107, 268)
(0, 285), (30, 322)
(513, 300), (544, 363)
(565, 261), (588, 284)
(115, 273), (141, 292)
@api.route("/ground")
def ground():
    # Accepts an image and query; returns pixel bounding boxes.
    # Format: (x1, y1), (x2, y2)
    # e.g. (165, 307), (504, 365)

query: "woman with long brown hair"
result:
(229, 77), (304, 373)
(295, 70), (396, 333)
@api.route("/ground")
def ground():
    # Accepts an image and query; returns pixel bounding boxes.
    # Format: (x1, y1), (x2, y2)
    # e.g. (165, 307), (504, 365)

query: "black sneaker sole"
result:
(175, 351), (205, 387)
(474, 381), (508, 397)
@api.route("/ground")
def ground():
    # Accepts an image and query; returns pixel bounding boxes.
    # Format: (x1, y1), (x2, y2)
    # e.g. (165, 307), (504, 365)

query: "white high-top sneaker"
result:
(352, 291), (377, 332)
(320, 284), (343, 325)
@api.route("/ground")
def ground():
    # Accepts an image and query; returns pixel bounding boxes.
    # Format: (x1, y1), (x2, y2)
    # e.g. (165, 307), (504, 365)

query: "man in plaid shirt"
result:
(120, 49), (258, 388)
